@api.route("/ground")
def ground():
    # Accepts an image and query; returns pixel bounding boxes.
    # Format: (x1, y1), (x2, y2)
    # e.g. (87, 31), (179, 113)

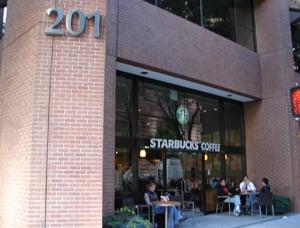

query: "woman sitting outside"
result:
(218, 179), (241, 216)
(144, 181), (185, 228)
(246, 177), (271, 208)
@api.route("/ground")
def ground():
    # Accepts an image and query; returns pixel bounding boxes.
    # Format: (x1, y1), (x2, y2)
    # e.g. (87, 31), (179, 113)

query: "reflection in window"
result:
(138, 82), (220, 143)
(291, 10), (300, 73)
(225, 153), (243, 185)
(138, 149), (164, 200)
(143, 0), (256, 50)
(116, 77), (132, 137)
(203, 0), (236, 41)
(224, 102), (244, 146)
(205, 153), (222, 184)
(115, 148), (133, 208)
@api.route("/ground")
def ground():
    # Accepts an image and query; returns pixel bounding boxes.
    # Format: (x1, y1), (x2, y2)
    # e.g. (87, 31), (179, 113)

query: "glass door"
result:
(166, 150), (203, 212)
(202, 153), (224, 214)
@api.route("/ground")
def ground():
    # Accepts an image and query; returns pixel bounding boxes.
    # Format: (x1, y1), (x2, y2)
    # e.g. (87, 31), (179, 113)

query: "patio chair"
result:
(251, 192), (274, 217)
(215, 195), (231, 216)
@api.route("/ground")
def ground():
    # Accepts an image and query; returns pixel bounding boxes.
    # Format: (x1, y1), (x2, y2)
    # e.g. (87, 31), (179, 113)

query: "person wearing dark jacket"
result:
(246, 177), (271, 208)
(218, 179), (241, 216)
(260, 177), (271, 192)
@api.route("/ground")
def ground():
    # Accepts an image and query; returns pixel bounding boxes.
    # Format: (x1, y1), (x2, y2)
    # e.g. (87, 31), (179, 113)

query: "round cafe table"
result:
(152, 200), (181, 228)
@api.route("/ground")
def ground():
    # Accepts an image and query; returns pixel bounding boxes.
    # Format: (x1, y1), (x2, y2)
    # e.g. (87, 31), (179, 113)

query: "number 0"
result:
(66, 9), (86, 37)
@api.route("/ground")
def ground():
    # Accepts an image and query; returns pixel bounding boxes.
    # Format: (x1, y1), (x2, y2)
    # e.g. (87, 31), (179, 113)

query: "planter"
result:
(116, 224), (145, 228)
(274, 207), (289, 215)
(272, 195), (291, 215)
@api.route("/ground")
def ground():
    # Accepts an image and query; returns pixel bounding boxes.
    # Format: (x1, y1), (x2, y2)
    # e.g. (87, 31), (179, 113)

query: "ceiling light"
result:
(139, 149), (147, 158)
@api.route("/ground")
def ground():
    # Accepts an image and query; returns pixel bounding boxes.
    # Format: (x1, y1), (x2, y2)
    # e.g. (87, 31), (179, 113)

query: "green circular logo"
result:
(176, 105), (189, 125)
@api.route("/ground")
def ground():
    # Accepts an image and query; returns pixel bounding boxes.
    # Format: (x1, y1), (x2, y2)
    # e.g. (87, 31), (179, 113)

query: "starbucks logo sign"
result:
(176, 105), (189, 125)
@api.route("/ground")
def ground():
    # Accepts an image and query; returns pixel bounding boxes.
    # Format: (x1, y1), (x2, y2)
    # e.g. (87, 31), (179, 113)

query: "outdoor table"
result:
(152, 200), (181, 228)
(240, 192), (258, 214)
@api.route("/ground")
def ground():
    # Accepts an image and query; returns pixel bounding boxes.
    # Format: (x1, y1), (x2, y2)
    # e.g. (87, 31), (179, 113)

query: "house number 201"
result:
(45, 7), (102, 38)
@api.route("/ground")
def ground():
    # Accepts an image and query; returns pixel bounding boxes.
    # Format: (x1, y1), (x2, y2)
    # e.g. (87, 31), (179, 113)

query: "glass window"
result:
(205, 153), (222, 184)
(143, 0), (256, 51)
(116, 76), (132, 137)
(138, 149), (164, 201)
(235, 0), (256, 50)
(144, 0), (201, 25)
(225, 153), (244, 184)
(291, 10), (300, 73)
(202, 0), (236, 41)
(138, 82), (220, 143)
(200, 97), (220, 143)
(115, 148), (133, 208)
(224, 102), (244, 146)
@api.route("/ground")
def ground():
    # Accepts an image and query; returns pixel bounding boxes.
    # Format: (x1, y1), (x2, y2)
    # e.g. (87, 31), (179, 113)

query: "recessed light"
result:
(214, 108), (218, 111)
(203, 110), (207, 113)
(146, 122), (150, 126)
(141, 71), (148, 75)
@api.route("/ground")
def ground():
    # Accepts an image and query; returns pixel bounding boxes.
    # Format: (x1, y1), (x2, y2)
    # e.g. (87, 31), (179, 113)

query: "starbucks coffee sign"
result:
(149, 138), (221, 152)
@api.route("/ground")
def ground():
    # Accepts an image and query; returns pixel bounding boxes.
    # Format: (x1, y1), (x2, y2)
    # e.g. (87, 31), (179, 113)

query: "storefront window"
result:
(115, 148), (133, 208)
(225, 153), (244, 184)
(115, 72), (246, 211)
(224, 102), (244, 146)
(116, 77), (132, 137)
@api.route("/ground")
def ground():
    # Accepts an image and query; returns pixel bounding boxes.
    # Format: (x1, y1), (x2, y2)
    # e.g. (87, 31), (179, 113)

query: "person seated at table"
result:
(239, 176), (256, 193)
(246, 177), (271, 208)
(218, 179), (241, 216)
(144, 181), (185, 228)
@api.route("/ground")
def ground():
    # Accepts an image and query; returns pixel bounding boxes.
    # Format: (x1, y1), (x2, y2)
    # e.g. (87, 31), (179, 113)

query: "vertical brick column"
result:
(245, 0), (300, 211)
(0, 0), (118, 226)
(43, 0), (117, 226)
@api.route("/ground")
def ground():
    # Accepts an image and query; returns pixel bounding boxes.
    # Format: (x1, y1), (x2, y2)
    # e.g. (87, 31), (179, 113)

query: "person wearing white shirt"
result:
(239, 176), (256, 193)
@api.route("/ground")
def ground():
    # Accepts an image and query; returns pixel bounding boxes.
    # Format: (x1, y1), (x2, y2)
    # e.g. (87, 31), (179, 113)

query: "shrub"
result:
(103, 207), (151, 228)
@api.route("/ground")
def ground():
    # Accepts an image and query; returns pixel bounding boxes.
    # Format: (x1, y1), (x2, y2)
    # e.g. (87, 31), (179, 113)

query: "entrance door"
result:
(166, 150), (203, 212)
(202, 153), (224, 214)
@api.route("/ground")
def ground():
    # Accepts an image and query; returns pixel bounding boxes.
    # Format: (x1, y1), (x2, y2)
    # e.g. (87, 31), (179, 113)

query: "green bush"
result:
(103, 207), (151, 228)
(273, 195), (291, 214)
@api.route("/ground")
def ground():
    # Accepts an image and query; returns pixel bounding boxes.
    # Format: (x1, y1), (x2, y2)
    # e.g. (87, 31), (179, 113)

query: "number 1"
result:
(87, 11), (101, 38)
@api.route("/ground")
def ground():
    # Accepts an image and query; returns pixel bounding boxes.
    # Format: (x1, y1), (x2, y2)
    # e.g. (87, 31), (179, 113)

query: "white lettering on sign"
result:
(149, 138), (221, 152)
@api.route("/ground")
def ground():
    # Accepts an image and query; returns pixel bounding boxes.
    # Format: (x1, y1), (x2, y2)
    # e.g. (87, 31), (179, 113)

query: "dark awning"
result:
(291, 10), (300, 28)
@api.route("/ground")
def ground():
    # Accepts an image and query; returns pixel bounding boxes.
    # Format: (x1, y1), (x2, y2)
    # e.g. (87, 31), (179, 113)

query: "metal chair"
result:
(215, 195), (231, 215)
(251, 192), (274, 217)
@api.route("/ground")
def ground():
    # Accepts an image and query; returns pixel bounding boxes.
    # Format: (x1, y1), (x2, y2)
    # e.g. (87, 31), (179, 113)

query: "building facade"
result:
(0, 0), (299, 227)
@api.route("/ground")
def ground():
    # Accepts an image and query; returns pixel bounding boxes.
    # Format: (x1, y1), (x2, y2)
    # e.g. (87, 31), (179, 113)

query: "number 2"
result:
(45, 7), (64, 36)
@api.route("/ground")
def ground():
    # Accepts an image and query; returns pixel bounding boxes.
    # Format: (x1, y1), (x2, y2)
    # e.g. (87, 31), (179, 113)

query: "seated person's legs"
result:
(246, 192), (257, 207)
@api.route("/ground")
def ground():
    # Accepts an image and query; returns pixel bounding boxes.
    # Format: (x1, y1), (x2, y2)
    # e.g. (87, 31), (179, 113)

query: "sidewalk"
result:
(180, 213), (299, 228)
(245, 214), (300, 228)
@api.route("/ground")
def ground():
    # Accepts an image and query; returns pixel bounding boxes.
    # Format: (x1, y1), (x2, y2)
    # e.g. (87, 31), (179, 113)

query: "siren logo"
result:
(149, 138), (221, 152)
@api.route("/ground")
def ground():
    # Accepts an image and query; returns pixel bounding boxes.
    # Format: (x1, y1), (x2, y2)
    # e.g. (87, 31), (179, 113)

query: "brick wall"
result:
(245, 0), (300, 211)
(0, 0), (43, 226)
